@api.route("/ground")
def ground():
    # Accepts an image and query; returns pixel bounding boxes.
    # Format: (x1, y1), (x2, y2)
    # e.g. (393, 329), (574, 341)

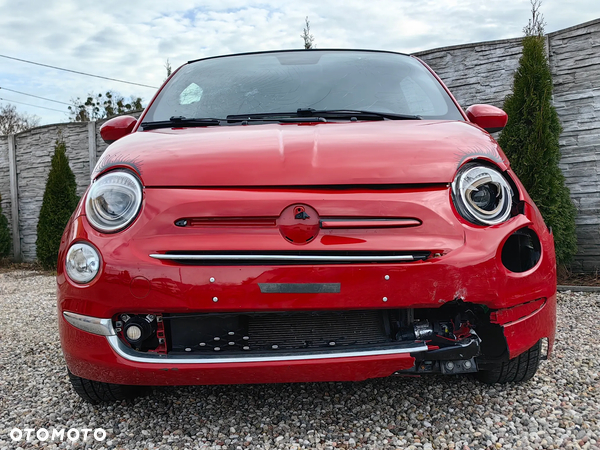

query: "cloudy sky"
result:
(1, 0), (599, 126)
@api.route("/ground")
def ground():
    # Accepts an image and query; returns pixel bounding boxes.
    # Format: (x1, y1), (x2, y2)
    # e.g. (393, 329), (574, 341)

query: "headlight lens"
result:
(452, 163), (513, 225)
(86, 171), (142, 232)
(66, 242), (100, 284)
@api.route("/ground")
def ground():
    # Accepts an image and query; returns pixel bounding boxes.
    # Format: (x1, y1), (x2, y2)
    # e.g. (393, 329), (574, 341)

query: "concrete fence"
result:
(1, 18), (600, 270)
(0, 120), (111, 261)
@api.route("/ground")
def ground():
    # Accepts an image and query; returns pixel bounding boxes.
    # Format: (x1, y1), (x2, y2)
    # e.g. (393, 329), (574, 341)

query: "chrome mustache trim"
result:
(149, 253), (418, 263)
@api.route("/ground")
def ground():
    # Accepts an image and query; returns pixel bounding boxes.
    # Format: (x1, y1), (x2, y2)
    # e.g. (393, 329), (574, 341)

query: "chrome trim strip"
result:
(149, 254), (416, 262)
(63, 311), (116, 336)
(106, 335), (427, 364)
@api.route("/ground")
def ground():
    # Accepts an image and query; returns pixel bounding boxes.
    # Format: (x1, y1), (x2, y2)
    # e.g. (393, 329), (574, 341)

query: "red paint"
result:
(277, 204), (320, 244)
(94, 120), (508, 186)
(504, 294), (556, 359)
(58, 51), (556, 388)
(99, 115), (137, 144)
(60, 318), (415, 385)
(490, 298), (546, 325)
(57, 181), (556, 385)
(465, 104), (509, 132)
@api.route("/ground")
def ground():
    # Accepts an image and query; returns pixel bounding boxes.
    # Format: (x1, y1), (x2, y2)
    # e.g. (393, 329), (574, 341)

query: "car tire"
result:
(476, 340), (541, 384)
(67, 370), (145, 404)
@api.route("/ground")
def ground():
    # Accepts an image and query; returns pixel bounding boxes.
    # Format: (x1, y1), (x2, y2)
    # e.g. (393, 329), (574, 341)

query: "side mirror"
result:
(465, 104), (508, 133)
(99, 115), (137, 144)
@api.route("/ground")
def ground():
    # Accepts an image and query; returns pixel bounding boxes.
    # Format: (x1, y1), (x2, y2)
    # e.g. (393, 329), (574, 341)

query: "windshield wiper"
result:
(227, 109), (421, 122)
(226, 114), (326, 123)
(143, 109), (418, 130)
(141, 116), (222, 130)
(297, 109), (422, 120)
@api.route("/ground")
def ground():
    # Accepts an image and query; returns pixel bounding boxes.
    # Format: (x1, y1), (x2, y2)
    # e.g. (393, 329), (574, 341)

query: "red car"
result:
(57, 50), (556, 403)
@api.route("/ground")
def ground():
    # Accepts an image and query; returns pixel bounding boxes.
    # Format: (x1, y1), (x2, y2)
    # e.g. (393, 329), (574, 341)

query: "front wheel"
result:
(476, 340), (541, 384)
(67, 370), (146, 404)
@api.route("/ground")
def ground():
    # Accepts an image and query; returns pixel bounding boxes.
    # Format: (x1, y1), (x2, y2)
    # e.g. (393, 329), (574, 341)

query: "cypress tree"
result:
(498, 3), (577, 266)
(0, 194), (11, 258)
(36, 137), (79, 270)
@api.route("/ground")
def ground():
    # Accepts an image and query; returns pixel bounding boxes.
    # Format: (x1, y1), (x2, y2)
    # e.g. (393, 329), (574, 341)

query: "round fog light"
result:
(125, 324), (143, 342)
(65, 242), (100, 284)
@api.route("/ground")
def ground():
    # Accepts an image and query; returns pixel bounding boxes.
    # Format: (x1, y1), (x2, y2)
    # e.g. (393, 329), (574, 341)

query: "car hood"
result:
(94, 120), (509, 186)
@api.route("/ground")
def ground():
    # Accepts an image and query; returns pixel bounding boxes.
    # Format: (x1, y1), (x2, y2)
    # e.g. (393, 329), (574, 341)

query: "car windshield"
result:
(143, 50), (464, 123)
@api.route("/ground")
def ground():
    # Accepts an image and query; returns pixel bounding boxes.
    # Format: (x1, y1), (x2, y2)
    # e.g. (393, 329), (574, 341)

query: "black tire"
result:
(67, 370), (145, 404)
(476, 340), (541, 384)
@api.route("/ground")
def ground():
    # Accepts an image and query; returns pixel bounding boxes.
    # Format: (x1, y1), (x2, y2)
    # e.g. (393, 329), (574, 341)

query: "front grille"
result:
(166, 310), (399, 354)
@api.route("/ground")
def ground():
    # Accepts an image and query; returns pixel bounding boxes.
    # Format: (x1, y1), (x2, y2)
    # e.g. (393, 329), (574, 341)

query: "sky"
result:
(1, 0), (599, 126)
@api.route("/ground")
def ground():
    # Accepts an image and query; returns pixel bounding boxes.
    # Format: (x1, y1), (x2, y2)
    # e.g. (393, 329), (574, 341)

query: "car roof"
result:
(187, 48), (411, 65)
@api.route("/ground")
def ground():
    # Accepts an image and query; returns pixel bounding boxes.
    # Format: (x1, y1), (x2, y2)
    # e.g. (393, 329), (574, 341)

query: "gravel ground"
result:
(0, 271), (599, 450)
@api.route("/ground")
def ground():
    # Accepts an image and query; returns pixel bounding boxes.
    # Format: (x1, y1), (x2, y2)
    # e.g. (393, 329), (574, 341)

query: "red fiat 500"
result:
(57, 49), (556, 403)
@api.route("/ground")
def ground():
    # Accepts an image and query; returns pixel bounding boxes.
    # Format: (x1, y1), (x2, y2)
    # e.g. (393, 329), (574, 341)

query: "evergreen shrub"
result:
(36, 137), (79, 270)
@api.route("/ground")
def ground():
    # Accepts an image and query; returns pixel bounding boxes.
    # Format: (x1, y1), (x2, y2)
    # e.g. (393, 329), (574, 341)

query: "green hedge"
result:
(498, 34), (578, 266)
(36, 137), (79, 270)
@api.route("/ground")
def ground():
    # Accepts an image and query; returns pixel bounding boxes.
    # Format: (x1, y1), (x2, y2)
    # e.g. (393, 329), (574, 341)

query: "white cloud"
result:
(0, 0), (599, 124)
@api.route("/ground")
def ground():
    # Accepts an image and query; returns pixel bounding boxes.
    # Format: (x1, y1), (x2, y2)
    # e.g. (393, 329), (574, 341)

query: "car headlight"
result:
(66, 242), (100, 283)
(86, 170), (142, 233)
(452, 163), (513, 225)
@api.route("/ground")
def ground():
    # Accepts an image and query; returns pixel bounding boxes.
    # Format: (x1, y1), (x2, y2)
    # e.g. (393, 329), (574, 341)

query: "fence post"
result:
(7, 134), (21, 262)
(88, 121), (97, 178)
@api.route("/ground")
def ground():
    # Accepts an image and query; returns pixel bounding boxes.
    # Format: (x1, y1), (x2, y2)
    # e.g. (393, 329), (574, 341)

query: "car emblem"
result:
(294, 206), (311, 220)
(278, 204), (320, 244)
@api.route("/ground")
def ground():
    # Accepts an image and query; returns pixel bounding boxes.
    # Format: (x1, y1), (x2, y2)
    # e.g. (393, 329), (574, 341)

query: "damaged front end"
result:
(101, 296), (549, 379)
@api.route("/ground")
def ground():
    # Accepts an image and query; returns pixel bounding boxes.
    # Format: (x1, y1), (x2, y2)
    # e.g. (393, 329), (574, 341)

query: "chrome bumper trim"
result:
(106, 335), (427, 364)
(149, 254), (416, 262)
(63, 311), (116, 336)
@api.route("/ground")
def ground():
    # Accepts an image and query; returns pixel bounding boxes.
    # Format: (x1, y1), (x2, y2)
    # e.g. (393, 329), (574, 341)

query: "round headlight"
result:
(452, 163), (513, 225)
(66, 242), (100, 284)
(86, 171), (142, 233)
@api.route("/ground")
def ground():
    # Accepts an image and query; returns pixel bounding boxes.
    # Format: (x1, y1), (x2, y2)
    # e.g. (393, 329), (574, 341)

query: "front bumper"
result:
(57, 186), (557, 385)
(60, 312), (421, 385)
(60, 292), (555, 385)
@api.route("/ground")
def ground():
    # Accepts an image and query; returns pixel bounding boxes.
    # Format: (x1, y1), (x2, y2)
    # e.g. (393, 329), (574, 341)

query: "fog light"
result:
(65, 242), (100, 284)
(501, 227), (541, 273)
(125, 324), (143, 342)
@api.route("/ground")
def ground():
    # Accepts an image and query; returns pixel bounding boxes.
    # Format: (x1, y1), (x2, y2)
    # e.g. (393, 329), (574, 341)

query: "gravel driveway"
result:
(0, 271), (598, 450)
